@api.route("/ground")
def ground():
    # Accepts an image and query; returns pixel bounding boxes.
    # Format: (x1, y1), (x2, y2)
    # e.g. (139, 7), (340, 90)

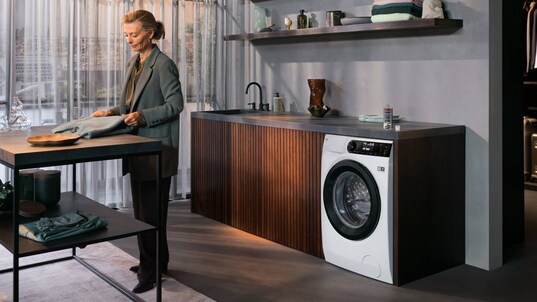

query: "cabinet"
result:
(0, 127), (163, 301)
(191, 118), (325, 257)
(191, 113), (465, 285)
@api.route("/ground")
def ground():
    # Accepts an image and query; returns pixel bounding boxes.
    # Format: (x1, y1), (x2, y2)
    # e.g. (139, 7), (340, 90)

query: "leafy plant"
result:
(0, 179), (14, 200)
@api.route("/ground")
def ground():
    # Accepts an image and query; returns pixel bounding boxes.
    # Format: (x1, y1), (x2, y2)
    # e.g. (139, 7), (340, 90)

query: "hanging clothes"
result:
(525, 0), (537, 73)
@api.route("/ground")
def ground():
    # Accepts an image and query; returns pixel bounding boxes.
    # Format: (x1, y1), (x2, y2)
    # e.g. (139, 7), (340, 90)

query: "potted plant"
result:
(0, 179), (14, 211)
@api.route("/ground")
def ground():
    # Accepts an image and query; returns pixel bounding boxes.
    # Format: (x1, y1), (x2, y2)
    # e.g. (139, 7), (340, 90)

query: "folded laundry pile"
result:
(371, 0), (424, 23)
(19, 210), (108, 242)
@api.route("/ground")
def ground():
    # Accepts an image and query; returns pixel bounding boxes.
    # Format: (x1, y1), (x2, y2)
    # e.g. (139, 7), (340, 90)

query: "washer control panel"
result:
(347, 140), (392, 157)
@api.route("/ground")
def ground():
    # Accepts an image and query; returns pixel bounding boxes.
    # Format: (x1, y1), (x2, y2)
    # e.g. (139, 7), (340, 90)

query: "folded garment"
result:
(19, 210), (108, 242)
(371, 13), (419, 23)
(373, 0), (423, 7)
(422, 0), (444, 18)
(372, 3), (423, 17)
(358, 115), (401, 123)
(52, 116), (133, 138)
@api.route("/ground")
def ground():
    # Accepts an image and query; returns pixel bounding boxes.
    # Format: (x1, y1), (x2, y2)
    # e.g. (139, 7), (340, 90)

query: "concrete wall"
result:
(218, 0), (500, 270)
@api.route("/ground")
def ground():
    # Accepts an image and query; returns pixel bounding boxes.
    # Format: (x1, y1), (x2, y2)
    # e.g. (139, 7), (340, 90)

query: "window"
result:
(0, 0), (217, 203)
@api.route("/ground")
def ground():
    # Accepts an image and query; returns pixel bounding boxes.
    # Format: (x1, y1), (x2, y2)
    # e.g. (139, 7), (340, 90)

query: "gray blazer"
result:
(111, 46), (184, 180)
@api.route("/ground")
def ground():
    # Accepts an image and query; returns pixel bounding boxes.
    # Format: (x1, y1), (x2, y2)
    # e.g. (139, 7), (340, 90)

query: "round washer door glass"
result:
(324, 160), (381, 240)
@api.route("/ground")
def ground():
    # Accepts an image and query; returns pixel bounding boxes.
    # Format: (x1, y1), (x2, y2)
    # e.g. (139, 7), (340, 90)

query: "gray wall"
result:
(219, 0), (499, 270)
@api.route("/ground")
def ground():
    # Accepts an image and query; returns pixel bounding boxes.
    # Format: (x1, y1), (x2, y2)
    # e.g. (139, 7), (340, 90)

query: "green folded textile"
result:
(371, 13), (419, 23)
(372, 4), (423, 17)
(19, 210), (108, 242)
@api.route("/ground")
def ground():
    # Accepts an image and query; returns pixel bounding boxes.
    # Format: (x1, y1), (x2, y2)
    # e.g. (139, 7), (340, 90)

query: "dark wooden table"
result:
(0, 126), (163, 301)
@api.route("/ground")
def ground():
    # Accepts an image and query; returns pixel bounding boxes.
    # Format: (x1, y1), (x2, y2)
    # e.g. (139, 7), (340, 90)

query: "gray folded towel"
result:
(19, 210), (108, 242)
(52, 116), (133, 138)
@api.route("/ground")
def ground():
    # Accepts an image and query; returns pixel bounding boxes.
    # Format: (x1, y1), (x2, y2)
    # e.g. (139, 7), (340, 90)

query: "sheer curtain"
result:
(0, 0), (218, 207)
(0, 0), (9, 140)
(174, 0), (217, 198)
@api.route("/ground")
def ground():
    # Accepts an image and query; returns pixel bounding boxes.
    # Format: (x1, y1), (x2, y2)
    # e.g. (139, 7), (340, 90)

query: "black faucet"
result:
(246, 81), (266, 111)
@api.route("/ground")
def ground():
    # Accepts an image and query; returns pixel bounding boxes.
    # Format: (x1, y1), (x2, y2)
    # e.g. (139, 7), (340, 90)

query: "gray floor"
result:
(113, 191), (537, 302)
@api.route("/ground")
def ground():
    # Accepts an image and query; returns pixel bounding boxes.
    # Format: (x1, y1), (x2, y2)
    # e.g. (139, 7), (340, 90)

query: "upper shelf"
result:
(224, 18), (463, 42)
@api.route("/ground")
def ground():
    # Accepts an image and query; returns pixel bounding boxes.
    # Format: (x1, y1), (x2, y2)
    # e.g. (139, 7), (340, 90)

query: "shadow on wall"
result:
(464, 127), (492, 269)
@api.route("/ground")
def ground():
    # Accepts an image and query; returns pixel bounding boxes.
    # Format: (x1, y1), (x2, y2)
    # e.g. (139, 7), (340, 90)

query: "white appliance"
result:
(321, 134), (393, 284)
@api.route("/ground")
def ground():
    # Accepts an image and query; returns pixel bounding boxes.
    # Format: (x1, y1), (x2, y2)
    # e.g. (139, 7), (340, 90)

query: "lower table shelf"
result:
(0, 191), (156, 257)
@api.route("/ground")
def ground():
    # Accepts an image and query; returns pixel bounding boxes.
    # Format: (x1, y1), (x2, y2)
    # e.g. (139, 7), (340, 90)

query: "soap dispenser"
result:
(297, 10), (307, 29)
(273, 92), (284, 112)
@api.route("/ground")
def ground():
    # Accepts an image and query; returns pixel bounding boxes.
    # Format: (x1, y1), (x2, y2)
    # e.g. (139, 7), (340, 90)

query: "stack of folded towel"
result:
(371, 0), (424, 23)
(19, 210), (108, 242)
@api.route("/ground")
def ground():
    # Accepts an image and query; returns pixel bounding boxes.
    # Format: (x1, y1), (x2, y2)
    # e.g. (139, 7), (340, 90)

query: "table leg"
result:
(156, 153), (162, 302)
(13, 169), (19, 301)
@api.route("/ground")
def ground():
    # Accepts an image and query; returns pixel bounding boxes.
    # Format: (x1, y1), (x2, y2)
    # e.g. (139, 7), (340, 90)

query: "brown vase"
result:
(307, 79), (331, 117)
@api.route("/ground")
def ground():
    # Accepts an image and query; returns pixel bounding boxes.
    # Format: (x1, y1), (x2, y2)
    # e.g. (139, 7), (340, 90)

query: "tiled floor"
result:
(113, 192), (537, 301)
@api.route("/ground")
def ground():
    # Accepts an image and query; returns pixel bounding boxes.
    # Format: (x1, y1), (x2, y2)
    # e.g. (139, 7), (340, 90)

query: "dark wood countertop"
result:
(191, 111), (465, 140)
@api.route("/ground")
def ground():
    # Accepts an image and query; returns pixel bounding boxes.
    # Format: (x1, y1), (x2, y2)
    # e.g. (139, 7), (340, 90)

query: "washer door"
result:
(323, 160), (381, 240)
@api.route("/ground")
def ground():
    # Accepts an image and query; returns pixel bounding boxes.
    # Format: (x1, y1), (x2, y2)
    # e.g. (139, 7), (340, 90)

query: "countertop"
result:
(191, 111), (465, 140)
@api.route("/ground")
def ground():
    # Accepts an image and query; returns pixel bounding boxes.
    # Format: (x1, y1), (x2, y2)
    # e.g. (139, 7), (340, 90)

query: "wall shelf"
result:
(224, 18), (463, 42)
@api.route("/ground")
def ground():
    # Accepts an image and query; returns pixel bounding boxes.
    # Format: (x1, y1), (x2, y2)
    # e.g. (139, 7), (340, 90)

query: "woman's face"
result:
(124, 21), (153, 54)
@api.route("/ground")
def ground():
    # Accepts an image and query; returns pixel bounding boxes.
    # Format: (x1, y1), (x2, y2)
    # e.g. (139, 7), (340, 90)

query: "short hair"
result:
(122, 10), (165, 40)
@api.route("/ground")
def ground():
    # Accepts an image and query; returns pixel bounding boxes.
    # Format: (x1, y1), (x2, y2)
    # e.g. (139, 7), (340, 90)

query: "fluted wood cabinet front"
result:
(191, 118), (233, 225)
(192, 118), (325, 257)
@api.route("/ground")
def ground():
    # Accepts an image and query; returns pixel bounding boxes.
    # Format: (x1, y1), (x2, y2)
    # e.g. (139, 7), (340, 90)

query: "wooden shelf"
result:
(224, 18), (463, 42)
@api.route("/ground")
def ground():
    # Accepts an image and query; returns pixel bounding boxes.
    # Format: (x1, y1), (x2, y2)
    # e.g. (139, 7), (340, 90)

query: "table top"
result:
(0, 126), (162, 169)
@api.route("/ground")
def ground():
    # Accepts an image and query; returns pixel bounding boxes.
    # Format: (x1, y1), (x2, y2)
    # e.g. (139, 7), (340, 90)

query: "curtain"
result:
(67, 0), (129, 207)
(0, 0), (218, 207)
(174, 0), (217, 198)
(0, 0), (9, 140)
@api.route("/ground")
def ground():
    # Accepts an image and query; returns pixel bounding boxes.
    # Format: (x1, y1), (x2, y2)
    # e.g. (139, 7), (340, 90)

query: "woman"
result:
(92, 10), (183, 293)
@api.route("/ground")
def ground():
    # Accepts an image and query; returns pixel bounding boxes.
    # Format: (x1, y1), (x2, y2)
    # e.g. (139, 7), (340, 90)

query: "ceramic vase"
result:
(307, 79), (331, 117)
(34, 170), (61, 207)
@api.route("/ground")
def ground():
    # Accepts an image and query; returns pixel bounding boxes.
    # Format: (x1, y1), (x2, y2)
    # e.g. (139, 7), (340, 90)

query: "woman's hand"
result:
(91, 110), (113, 117)
(123, 112), (146, 128)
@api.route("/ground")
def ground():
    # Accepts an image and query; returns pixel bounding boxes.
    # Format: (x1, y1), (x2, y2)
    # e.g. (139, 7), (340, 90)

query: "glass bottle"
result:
(255, 6), (267, 32)
(297, 10), (307, 29)
(273, 93), (284, 112)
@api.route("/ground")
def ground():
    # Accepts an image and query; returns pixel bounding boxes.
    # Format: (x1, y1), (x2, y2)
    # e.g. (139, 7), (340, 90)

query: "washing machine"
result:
(321, 134), (393, 284)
